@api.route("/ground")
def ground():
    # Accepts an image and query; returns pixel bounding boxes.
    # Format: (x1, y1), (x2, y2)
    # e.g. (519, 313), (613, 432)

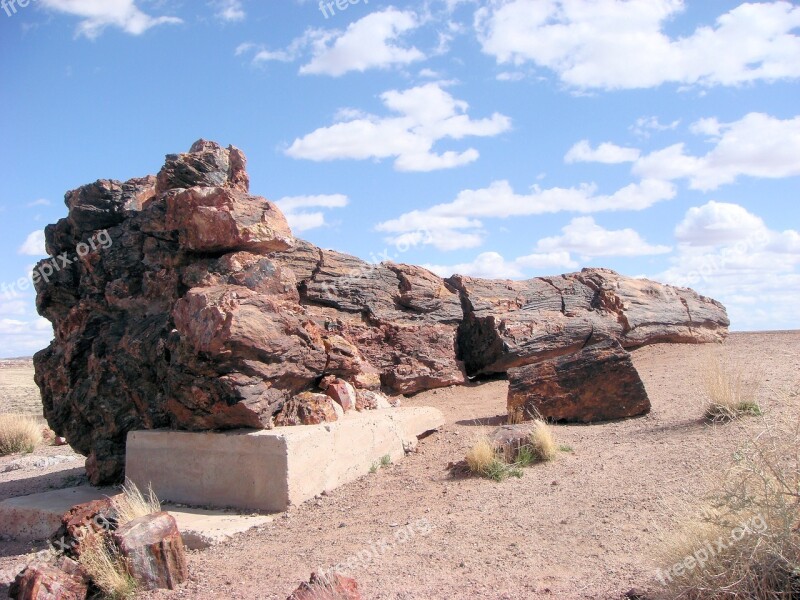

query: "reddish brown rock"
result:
(9, 557), (89, 600)
(50, 498), (115, 558)
(270, 244), (468, 395)
(287, 572), (362, 600)
(156, 139), (249, 195)
(112, 512), (188, 591)
(165, 186), (293, 254)
(274, 392), (339, 426)
(326, 379), (357, 412)
(448, 269), (729, 376)
(31, 140), (727, 484)
(507, 340), (651, 423)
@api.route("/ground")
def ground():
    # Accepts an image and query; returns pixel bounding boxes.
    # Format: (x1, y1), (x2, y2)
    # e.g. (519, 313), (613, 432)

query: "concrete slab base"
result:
(0, 487), (112, 542)
(0, 488), (273, 549)
(126, 406), (444, 512)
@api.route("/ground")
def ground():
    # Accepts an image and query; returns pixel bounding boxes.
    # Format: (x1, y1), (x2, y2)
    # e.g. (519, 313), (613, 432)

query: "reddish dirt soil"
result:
(1, 332), (798, 599)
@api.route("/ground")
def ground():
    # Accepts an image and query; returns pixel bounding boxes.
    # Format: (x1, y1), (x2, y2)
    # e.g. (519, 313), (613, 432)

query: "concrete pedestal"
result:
(125, 407), (444, 512)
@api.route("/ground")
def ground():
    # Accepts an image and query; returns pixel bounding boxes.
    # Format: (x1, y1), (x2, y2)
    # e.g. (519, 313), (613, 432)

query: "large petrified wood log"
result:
(32, 140), (729, 483)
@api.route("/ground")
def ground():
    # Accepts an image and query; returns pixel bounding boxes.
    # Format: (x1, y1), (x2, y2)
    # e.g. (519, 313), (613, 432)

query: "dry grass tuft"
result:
(0, 413), (43, 455)
(465, 437), (497, 475)
(112, 480), (161, 526)
(464, 437), (521, 481)
(529, 420), (557, 462)
(465, 424), (558, 482)
(79, 532), (137, 599)
(702, 354), (762, 422)
(655, 417), (800, 599)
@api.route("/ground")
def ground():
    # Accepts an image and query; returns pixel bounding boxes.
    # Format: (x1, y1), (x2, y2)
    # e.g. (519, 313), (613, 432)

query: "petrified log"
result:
(112, 512), (188, 591)
(507, 340), (651, 423)
(32, 140), (728, 484)
(9, 557), (89, 600)
(449, 270), (729, 376)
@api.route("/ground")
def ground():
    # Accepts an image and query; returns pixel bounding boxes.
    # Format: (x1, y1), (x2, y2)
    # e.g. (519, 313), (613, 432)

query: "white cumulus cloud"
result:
(275, 194), (349, 233)
(475, 0), (800, 90)
(376, 178), (675, 251)
(286, 83), (511, 172)
(634, 113), (800, 191)
(565, 140), (640, 164)
(18, 231), (46, 256)
(655, 202), (800, 331)
(535, 217), (671, 257)
(301, 9), (424, 76)
(238, 9), (425, 76)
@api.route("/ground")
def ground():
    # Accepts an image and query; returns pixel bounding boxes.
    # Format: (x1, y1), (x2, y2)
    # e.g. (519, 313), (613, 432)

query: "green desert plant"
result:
(380, 454), (392, 467)
(655, 418), (800, 599)
(0, 413), (43, 455)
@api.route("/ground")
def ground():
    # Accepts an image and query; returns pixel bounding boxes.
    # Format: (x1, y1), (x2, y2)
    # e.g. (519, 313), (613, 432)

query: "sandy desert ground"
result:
(0, 332), (798, 599)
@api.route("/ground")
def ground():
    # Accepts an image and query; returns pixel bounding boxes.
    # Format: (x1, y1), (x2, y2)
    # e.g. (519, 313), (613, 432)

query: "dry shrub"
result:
(112, 480), (161, 526)
(465, 437), (498, 475)
(702, 354), (762, 422)
(529, 420), (557, 462)
(79, 532), (137, 600)
(656, 417), (800, 599)
(0, 414), (43, 455)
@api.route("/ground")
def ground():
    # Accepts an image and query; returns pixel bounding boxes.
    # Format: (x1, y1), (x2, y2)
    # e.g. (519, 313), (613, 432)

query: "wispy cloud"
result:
(40, 0), (182, 38)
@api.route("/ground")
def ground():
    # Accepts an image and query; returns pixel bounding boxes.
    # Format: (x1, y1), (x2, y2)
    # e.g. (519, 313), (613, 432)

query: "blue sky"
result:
(0, 0), (798, 357)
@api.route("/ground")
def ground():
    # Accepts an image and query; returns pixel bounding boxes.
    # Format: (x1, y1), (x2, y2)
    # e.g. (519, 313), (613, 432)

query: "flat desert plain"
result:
(1, 332), (798, 599)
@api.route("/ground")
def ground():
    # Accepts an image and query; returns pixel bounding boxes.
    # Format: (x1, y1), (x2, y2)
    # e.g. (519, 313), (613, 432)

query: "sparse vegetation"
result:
(702, 355), (762, 422)
(369, 463), (379, 474)
(0, 413), (43, 455)
(465, 422), (559, 482)
(465, 437), (498, 475)
(464, 436), (519, 481)
(529, 420), (557, 462)
(78, 532), (137, 600)
(559, 444), (574, 453)
(112, 480), (161, 526)
(380, 454), (392, 467)
(656, 418), (800, 599)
